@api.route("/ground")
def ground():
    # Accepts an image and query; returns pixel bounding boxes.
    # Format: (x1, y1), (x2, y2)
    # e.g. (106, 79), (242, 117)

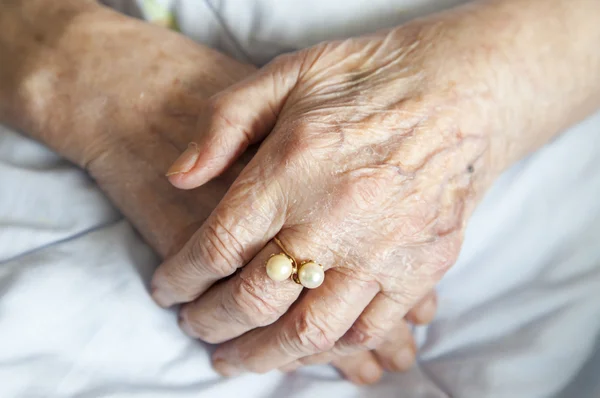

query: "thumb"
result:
(166, 56), (300, 189)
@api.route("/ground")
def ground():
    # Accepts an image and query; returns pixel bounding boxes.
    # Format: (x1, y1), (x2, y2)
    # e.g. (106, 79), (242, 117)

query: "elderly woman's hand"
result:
(152, 0), (600, 375)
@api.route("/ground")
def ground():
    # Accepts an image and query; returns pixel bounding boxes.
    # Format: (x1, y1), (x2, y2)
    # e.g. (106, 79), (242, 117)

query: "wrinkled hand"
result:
(4, 3), (434, 384)
(150, 6), (506, 375)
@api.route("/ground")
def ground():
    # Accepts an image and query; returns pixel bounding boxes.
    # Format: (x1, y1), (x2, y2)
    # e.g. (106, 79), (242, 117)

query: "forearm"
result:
(415, 0), (600, 176)
(477, 0), (599, 168)
(0, 0), (256, 171)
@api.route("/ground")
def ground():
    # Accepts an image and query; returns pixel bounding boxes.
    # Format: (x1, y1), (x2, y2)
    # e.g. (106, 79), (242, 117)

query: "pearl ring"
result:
(265, 237), (325, 289)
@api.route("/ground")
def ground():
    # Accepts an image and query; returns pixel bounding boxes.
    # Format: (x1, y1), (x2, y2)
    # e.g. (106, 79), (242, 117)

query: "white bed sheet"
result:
(1, 1), (600, 397)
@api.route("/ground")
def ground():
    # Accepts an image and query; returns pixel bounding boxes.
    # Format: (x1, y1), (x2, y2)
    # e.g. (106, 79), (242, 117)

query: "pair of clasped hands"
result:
(8, 0), (598, 386)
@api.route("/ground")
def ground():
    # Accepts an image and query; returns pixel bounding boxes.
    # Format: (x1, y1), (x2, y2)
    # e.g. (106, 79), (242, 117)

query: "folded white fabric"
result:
(1, 1), (599, 397)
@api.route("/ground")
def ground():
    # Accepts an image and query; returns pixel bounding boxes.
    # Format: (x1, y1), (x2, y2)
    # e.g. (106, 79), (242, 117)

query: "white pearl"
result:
(266, 254), (294, 282)
(298, 261), (325, 289)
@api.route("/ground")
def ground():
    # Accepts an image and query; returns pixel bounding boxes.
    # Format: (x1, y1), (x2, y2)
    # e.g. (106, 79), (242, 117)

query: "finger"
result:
(280, 350), (384, 385)
(166, 54), (301, 189)
(282, 293), (413, 370)
(151, 159), (284, 308)
(178, 237), (303, 343)
(211, 269), (380, 374)
(327, 240), (453, 358)
(284, 293), (405, 367)
(331, 351), (384, 385)
(334, 293), (409, 356)
(279, 361), (303, 373)
(292, 319), (416, 374)
(405, 290), (438, 325)
(373, 320), (417, 372)
(295, 315), (416, 371)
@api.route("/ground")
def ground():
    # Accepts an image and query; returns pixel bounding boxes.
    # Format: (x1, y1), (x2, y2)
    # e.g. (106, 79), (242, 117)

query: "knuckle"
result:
(191, 218), (245, 277)
(231, 277), (281, 326)
(288, 309), (338, 354)
(342, 317), (388, 350)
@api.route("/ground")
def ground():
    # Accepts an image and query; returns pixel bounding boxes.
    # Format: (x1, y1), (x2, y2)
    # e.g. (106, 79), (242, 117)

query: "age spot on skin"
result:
(33, 32), (44, 44)
(467, 164), (474, 173)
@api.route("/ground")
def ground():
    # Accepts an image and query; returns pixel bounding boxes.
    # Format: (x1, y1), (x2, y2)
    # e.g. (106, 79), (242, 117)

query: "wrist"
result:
(453, 0), (598, 166)
(0, 0), (102, 135)
(403, 0), (600, 184)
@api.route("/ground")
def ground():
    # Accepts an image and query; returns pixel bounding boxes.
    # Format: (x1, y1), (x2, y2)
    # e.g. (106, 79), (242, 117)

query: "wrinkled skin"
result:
(0, 3), (436, 384)
(153, 13), (491, 376)
(152, 0), (600, 376)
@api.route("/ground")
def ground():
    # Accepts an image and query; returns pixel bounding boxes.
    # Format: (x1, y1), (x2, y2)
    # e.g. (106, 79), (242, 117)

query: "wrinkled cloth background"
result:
(1, 1), (599, 397)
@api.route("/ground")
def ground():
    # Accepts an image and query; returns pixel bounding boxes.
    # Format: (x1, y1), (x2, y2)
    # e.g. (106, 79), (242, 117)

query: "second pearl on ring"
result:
(266, 254), (294, 282)
(298, 261), (325, 289)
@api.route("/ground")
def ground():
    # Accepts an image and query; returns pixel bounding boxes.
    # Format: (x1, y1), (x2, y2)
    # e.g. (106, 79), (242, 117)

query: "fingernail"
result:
(213, 359), (242, 377)
(393, 348), (415, 371)
(166, 142), (199, 176)
(359, 361), (382, 385)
